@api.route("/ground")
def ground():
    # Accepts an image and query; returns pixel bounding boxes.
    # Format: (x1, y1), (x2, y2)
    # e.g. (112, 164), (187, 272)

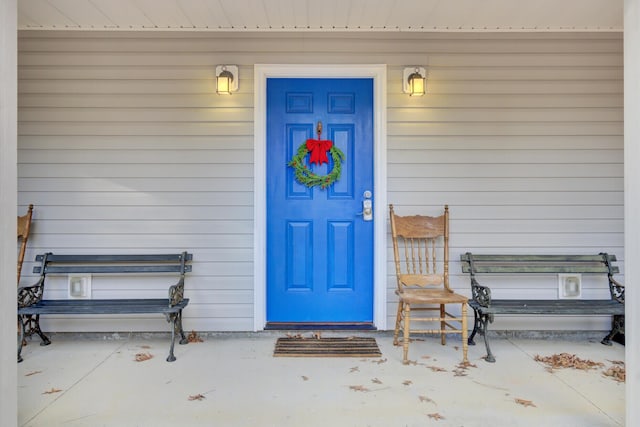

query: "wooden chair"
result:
(389, 204), (468, 364)
(17, 204), (34, 284)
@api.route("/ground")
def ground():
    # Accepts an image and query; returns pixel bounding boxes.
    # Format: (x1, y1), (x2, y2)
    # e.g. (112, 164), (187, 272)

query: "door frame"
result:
(253, 64), (388, 331)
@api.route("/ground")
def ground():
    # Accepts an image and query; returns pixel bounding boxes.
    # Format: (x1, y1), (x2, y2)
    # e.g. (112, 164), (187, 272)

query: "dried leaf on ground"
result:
(134, 352), (153, 362)
(608, 360), (624, 365)
(187, 330), (203, 343)
(457, 361), (477, 370)
(426, 365), (447, 372)
(42, 388), (62, 395)
(419, 395), (435, 404)
(515, 398), (536, 408)
(349, 385), (370, 392)
(188, 394), (206, 401)
(285, 333), (303, 339)
(139, 345), (151, 349)
(301, 376), (309, 381)
(372, 358), (387, 365)
(25, 370), (42, 377)
(534, 353), (603, 371)
(603, 364), (626, 383)
(452, 369), (468, 377)
(427, 413), (445, 420)
(402, 380), (412, 386)
(371, 378), (383, 384)
(350, 366), (360, 373)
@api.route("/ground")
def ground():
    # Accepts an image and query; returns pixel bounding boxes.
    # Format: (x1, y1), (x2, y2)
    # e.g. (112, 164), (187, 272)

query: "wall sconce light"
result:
(216, 65), (238, 95)
(403, 66), (426, 96)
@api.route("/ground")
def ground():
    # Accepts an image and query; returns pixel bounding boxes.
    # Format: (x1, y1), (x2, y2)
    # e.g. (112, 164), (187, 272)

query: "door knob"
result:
(357, 191), (373, 221)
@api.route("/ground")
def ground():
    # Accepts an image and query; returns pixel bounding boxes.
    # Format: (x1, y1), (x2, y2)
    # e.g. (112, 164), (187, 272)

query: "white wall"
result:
(624, 0), (640, 424)
(2, 1), (18, 426)
(17, 31), (623, 333)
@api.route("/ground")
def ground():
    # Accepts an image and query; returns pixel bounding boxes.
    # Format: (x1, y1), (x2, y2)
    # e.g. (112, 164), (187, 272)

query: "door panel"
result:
(266, 78), (374, 323)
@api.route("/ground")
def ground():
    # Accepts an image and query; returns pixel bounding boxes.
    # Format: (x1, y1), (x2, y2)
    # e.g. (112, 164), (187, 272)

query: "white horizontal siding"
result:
(17, 31), (623, 333)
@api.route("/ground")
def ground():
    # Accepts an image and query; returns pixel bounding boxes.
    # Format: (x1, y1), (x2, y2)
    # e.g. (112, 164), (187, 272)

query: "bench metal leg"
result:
(17, 316), (25, 363)
(476, 313), (496, 363)
(166, 310), (188, 362)
(17, 314), (52, 363)
(601, 315), (625, 346)
(468, 308), (480, 346)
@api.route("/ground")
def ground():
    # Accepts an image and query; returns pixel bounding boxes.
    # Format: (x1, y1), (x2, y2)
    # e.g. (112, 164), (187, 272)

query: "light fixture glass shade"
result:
(408, 72), (425, 96)
(216, 70), (233, 95)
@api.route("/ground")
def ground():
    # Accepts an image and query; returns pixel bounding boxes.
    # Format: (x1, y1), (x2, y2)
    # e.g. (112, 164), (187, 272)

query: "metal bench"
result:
(18, 252), (192, 363)
(460, 253), (625, 362)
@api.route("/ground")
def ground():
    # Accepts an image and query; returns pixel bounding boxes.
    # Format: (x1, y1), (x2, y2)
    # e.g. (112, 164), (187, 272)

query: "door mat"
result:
(273, 337), (381, 358)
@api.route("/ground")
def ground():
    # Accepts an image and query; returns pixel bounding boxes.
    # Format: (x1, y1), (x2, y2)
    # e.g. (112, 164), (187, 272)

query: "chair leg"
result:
(461, 303), (469, 363)
(402, 303), (411, 364)
(440, 305), (446, 345)
(393, 301), (403, 346)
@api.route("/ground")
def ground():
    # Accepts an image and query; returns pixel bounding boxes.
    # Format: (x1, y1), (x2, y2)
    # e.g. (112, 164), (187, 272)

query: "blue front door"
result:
(266, 78), (374, 323)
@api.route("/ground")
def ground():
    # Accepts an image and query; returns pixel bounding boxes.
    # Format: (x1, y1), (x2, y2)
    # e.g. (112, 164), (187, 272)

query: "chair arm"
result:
(470, 277), (492, 308)
(17, 277), (45, 308)
(168, 277), (185, 307)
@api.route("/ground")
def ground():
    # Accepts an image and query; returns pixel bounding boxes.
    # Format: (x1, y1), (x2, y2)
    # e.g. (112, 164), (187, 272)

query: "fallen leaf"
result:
(402, 380), (412, 386)
(135, 352), (153, 362)
(350, 366), (360, 373)
(286, 333), (303, 339)
(372, 358), (387, 365)
(608, 360), (625, 365)
(534, 353), (603, 371)
(187, 330), (203, 343)
(188, 394), (206, 401)
(515, 398), (536, 408)
(453, 369), (468, 377)
(427, 413), (445, 420)
(419, 395), (435, 404)
(457, 361), (477, 370)
(42, 388), (62, 395)
(371, 378), (383, 384)
(603, 364), (626, 383)
(140, 345), (151, 349)
(301, 376), (309, 381)
(349, 385), (370, 392)
(25, 370), (42, 377)
(426, 365), (447, 372)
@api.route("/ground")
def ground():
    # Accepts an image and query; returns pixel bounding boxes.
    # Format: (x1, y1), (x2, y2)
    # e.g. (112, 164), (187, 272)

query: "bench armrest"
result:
(470, 277), (492, 308)
(609, 275), (625, 303)
(17, 277), (45, 308)
(168, 277), (186, 307)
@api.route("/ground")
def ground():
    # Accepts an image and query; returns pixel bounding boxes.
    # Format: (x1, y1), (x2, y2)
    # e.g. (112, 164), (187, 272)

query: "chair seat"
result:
(396, 289), (468, 305)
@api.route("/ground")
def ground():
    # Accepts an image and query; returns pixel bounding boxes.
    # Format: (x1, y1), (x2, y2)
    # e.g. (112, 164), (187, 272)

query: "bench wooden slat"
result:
(18, 298), (189, 315)
(461, 265), (617, 274)
(461, 254), (616, 262)
(468, 299), (624, 315)
(35, 253), (193, 263)
(36, 265), (192, 274)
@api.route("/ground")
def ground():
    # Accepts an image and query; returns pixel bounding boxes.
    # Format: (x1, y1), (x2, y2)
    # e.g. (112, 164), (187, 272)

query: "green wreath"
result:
(288, 142), (345, 189)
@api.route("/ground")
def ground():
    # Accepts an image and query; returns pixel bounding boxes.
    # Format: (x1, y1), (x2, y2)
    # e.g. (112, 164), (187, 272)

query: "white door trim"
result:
(253, 64), (388, 331)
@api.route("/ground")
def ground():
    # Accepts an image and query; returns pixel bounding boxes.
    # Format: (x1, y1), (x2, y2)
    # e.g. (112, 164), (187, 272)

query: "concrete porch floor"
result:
(18, 331), (625, 427)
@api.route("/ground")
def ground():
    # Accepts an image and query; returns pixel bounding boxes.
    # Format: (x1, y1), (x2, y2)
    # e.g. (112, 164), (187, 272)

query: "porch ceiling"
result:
(18, 0), (623, 32)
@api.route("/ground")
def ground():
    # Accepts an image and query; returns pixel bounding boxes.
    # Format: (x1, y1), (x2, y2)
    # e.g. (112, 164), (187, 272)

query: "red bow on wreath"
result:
(306, 139), (333, 165)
